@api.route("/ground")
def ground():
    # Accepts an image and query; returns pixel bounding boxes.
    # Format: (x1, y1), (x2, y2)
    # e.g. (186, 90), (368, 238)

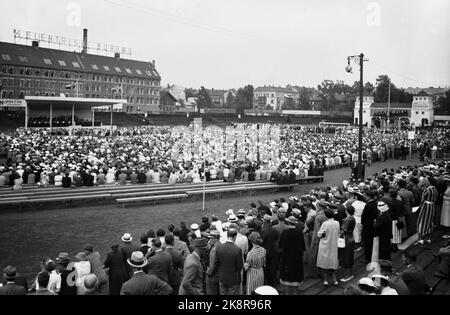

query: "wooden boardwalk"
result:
(275, 229), (450, 295)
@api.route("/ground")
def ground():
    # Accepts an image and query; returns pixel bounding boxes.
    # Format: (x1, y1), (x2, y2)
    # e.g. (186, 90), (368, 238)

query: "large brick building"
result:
(0, 38), (161, 114)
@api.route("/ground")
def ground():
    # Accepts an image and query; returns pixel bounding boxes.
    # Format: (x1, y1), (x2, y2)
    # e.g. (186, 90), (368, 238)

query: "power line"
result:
(103, 0), (448, 88)
(371, 61), (445, 87)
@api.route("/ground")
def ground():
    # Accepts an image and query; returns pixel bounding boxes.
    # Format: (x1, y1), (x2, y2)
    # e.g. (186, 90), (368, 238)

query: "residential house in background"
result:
(253, 86), (299, 111)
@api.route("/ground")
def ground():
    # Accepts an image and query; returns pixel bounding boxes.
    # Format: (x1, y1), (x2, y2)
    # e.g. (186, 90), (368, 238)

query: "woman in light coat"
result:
(317, 209), (340, 286)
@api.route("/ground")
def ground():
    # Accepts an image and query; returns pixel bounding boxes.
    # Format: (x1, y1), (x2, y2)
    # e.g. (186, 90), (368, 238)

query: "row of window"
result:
(2, 77), (160, 93)
(1, 66), (161, 86)
(0, 53), (158, 77)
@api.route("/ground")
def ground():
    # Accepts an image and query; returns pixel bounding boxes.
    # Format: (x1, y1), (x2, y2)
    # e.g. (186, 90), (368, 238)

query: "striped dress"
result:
(417, 185), (439, 238)
(245, 245), (266, 295)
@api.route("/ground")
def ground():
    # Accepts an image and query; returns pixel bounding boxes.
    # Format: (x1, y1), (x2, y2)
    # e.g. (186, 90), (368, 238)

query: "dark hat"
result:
(365, 190), (377, 199)
(378, 259), (393, 272)
(318, 200), (329, 208)
(194, 237), (209, 249)
(83, 244), (94, 252)
(56, 252), (70, 265)
(209, 230), (221, 238)
(3, 266), (18, 280)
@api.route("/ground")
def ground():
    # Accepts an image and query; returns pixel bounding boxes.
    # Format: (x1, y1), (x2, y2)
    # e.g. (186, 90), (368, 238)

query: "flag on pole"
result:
(65, 81), (77, 89)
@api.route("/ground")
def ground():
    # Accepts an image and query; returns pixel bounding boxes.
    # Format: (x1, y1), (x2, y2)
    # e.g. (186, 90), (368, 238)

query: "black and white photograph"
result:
(0, 0), (449, 301)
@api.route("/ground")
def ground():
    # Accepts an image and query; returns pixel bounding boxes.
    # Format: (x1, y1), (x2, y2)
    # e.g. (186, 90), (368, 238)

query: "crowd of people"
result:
(1, 125), (449, 190)
(2, 160), (450, 295)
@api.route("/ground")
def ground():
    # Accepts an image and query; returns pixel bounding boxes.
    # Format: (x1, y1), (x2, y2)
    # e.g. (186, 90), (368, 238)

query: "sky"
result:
(0, 0), (449, 90)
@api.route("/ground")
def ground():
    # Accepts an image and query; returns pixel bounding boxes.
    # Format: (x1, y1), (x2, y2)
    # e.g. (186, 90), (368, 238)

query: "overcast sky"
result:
(1, 0), (449, 90)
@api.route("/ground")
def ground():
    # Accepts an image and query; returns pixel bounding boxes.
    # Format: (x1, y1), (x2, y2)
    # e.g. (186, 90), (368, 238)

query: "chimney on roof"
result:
(32, 41), (39, 48)
(82, 29), (88, 54)
(115, 52), (120, 59)
(152, 60), (156, 67)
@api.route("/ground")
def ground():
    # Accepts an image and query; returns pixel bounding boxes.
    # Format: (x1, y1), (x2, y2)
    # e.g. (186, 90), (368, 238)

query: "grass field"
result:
(0, 157), (423, 282)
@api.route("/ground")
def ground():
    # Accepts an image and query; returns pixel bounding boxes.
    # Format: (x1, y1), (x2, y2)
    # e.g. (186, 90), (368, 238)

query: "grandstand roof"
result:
(25, 96), (127, 110)
(0, 41), (160, 79)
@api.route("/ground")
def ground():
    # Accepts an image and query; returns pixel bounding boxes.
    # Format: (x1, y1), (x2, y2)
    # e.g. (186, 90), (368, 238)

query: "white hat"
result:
(358, 277), (376, 288)
(127, 251), (148, 268)
(228, 215), (238, 223)
(121, 233), (133, 243)
(191, 223), (199, 230)
(372, 274), (389, 281)
(225, 209), (235, 216)
(377, 201), (389, 213)
(254, 286), (279, 295)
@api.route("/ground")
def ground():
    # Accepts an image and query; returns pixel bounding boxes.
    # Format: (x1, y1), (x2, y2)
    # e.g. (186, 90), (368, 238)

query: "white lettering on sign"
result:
(0, 99), (26, 107)
(13, 29), (132, 56)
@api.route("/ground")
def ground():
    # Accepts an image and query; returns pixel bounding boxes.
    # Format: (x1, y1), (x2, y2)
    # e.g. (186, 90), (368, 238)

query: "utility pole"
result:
(347, 53), (368, 181)
(387, 79), (391, 129)
(358, 53), (364, 180)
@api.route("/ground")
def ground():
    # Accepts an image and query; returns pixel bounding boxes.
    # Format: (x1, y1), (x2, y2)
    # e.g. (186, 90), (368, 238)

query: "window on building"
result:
(35, 69), (41, 76)
(416, 111), (419, 115)
(26, 68), (31, 75)
(43, 58), (52, 65)
(50, 71), (55, 77)
(91, 64), (99, 70)
(20, 68), (25, 75)
(58, 60), (67, 66)
(1, 66), (7, 73)
(145, 70), (152, 76)
(35, 80), (40, 88)
(72, 62), (80, 68)
(422, 112), (425, 115)
(26, 80), (31, 88)
(104, 65), (110, 71)
(51, 92), (56, 96)
(2, 54), (11, 61)
(114, 67), (121, 72)
(20, 79), (24, 87)
(35, 92), (40, 96)
(19, 91), (25, 99)
(9, 67), (15, 74)
(125, 68), (132, 74)
(136, 69), (142, 75)
(1, 91), (7, 98)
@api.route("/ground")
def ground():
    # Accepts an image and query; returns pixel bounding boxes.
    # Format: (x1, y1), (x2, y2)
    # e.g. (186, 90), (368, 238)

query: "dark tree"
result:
(196, 86), (213, 112)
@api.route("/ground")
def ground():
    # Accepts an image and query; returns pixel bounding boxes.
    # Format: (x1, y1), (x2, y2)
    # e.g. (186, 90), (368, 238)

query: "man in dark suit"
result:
(0, 266), (26, 295)
(212, 229), (243, 295)
(120, 251), (172, 295)
(165, 234), (183, 294)
(261, 215), (280, 287)
(146, 239), (173, 284)
(179, 238), (209, 295)
(179, 222), (191, 246)
(361, 190), (379, 263)
(400, 250), (427, 295)
(173, 228), (190, 261)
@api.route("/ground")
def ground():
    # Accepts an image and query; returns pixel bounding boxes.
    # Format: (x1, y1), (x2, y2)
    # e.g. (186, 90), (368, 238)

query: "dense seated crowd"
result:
(27, 116), (101, 128)
(1, 125), (449, 190)
(1, 161), (450, 295)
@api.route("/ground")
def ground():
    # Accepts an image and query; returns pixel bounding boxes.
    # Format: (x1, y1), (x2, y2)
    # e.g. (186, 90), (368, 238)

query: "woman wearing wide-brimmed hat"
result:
(244, 232), (266, 295)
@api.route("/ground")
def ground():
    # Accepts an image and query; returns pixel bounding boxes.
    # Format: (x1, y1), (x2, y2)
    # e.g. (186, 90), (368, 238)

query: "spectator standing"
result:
(103, 244), (129, 295)
(120, 251), (172, 295)
(179, 238), (209, 295)
(338, 206), (356, 282)
(244, 232), (266, 295)
(212, 229), (243, 295)
(316, 209), (340, 286)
